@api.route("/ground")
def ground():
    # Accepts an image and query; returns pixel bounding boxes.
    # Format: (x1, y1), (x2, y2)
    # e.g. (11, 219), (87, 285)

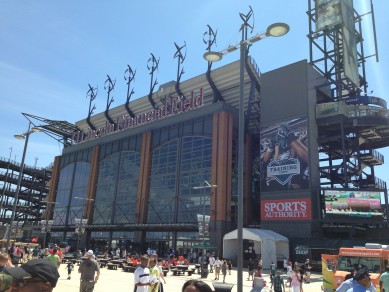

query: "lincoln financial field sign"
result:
(72, 89), (204, 144)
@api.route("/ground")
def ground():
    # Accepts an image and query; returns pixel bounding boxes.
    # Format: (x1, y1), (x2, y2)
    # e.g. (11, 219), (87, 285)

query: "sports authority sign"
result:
(261, 198), (311, 221)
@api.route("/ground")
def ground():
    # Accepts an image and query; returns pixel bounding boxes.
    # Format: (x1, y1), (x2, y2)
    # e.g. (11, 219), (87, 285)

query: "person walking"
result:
(221, 259), (227, 283)
(66, 260), (75, 280)
(78, 250), (100, 292)
(148, 258), (159, 292)
(214, 256), (222, 281)
(270, 261), (276, 283)
(208, 255), (215, 273)
(247, 258), (255, 281)
(291, 265), (302, 292)
(157, 259), (166, 292)
(303, 259), (312, 283)
(286, 262), (293, 287)
(46, 248), (61, 269)
(270, 270), (285, 292)
(134, 255), (152, 292)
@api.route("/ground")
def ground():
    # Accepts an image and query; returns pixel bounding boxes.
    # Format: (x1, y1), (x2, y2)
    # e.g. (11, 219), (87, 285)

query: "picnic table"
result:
(175, 265), (189, 271)
(111, 259), (125, 268)
(123, 265), (137, 273)
(98, 259), (109, 268)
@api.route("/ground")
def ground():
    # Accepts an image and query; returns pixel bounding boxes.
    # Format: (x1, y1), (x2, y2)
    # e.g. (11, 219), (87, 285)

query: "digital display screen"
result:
(323, 190), (384, 221)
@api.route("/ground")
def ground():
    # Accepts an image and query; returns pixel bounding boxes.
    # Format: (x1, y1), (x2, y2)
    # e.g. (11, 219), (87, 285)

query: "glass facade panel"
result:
(93, 153), (120, 224)
(148, 135), (213, 225)
(53, 162), (91, 226)
(68, 162), (91, 224)
(178, 136), (212, 223)
(114, 151), (141, 224)
(93, 150), (141, 225)
(53, 164), (75, 225)
(148, 140), (178, 223)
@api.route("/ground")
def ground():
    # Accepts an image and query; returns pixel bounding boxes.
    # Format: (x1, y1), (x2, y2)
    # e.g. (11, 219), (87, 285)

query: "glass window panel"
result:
(177, 136), (212, 223)
(114, 151), (141, 224)
(93, 153), (120, 224)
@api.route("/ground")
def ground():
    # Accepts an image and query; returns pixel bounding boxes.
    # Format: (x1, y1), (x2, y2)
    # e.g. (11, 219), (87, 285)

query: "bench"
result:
(107, 263), (119, 270)
(186, 269), (195, 276)
(124, 266), (137, 273)
(162, 269), (169, 277)
(171, 268), (182, 276)
(194, 265), (201, 274)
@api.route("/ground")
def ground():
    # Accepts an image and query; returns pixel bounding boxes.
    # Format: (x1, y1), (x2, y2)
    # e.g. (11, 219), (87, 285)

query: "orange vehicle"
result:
(322, 243), (389, 292)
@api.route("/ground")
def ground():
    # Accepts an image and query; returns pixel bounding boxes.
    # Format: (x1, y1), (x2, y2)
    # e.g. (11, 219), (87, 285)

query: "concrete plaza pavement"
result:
(53, 264), (324, 292)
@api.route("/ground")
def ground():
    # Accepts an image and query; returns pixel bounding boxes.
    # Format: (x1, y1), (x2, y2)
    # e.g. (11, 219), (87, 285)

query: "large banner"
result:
(315, 0), (342, 32)
(258, 118), (309, 192)
(261, 198), (312, 221)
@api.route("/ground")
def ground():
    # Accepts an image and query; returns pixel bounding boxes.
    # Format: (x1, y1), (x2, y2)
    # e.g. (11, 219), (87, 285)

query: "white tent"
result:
(223, 228), (289, 269)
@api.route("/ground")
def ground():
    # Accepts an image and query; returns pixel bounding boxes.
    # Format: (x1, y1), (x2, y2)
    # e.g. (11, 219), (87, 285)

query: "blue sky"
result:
(0, 1), (388, 182)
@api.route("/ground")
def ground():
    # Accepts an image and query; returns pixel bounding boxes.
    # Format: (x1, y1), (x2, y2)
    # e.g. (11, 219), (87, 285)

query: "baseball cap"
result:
(353, 268), (371, 281)
(5, 258), (60, 288)
(86, 250), (94, 256)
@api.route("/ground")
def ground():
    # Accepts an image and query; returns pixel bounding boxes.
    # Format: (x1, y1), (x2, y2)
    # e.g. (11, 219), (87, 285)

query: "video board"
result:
(323, 190), (384, 222)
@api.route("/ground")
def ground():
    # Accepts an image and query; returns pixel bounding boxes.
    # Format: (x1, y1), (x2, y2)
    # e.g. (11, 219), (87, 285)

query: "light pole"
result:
(74, 197), (94, 252)
(5, 122), (42, 251)
(40, 219), (54, 248)
(193, 180), (217, 278)
(203, 15), (289, 292)
(40, 200), (56, 248)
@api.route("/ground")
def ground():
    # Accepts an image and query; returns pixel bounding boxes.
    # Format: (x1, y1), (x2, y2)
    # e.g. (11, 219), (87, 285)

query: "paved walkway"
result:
(54, 264), (324, 292)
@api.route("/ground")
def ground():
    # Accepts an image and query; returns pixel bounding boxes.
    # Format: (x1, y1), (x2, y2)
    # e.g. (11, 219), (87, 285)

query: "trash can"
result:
(212, 282), (234, 292)
(200, 263), (209, 278)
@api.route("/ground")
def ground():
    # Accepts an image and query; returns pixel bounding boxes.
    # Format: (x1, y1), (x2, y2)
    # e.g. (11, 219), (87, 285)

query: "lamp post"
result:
(5, 122), (42, 251)
(39, 200), (56, 248)
(75, 218), (88, 253)
(11, 221), (23, 241)
(193, 180), (217, 278)
(203, 17), (289, 292)
(74, 197), (94, 252)
(40, 219), (54, 248)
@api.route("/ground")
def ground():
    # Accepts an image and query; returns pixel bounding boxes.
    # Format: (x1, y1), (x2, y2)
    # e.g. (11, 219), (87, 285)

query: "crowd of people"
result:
(4, 242), (389, 292)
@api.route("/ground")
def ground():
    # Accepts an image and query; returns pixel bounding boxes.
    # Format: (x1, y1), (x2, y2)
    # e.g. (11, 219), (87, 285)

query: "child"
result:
(66, 261), (74, 280)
